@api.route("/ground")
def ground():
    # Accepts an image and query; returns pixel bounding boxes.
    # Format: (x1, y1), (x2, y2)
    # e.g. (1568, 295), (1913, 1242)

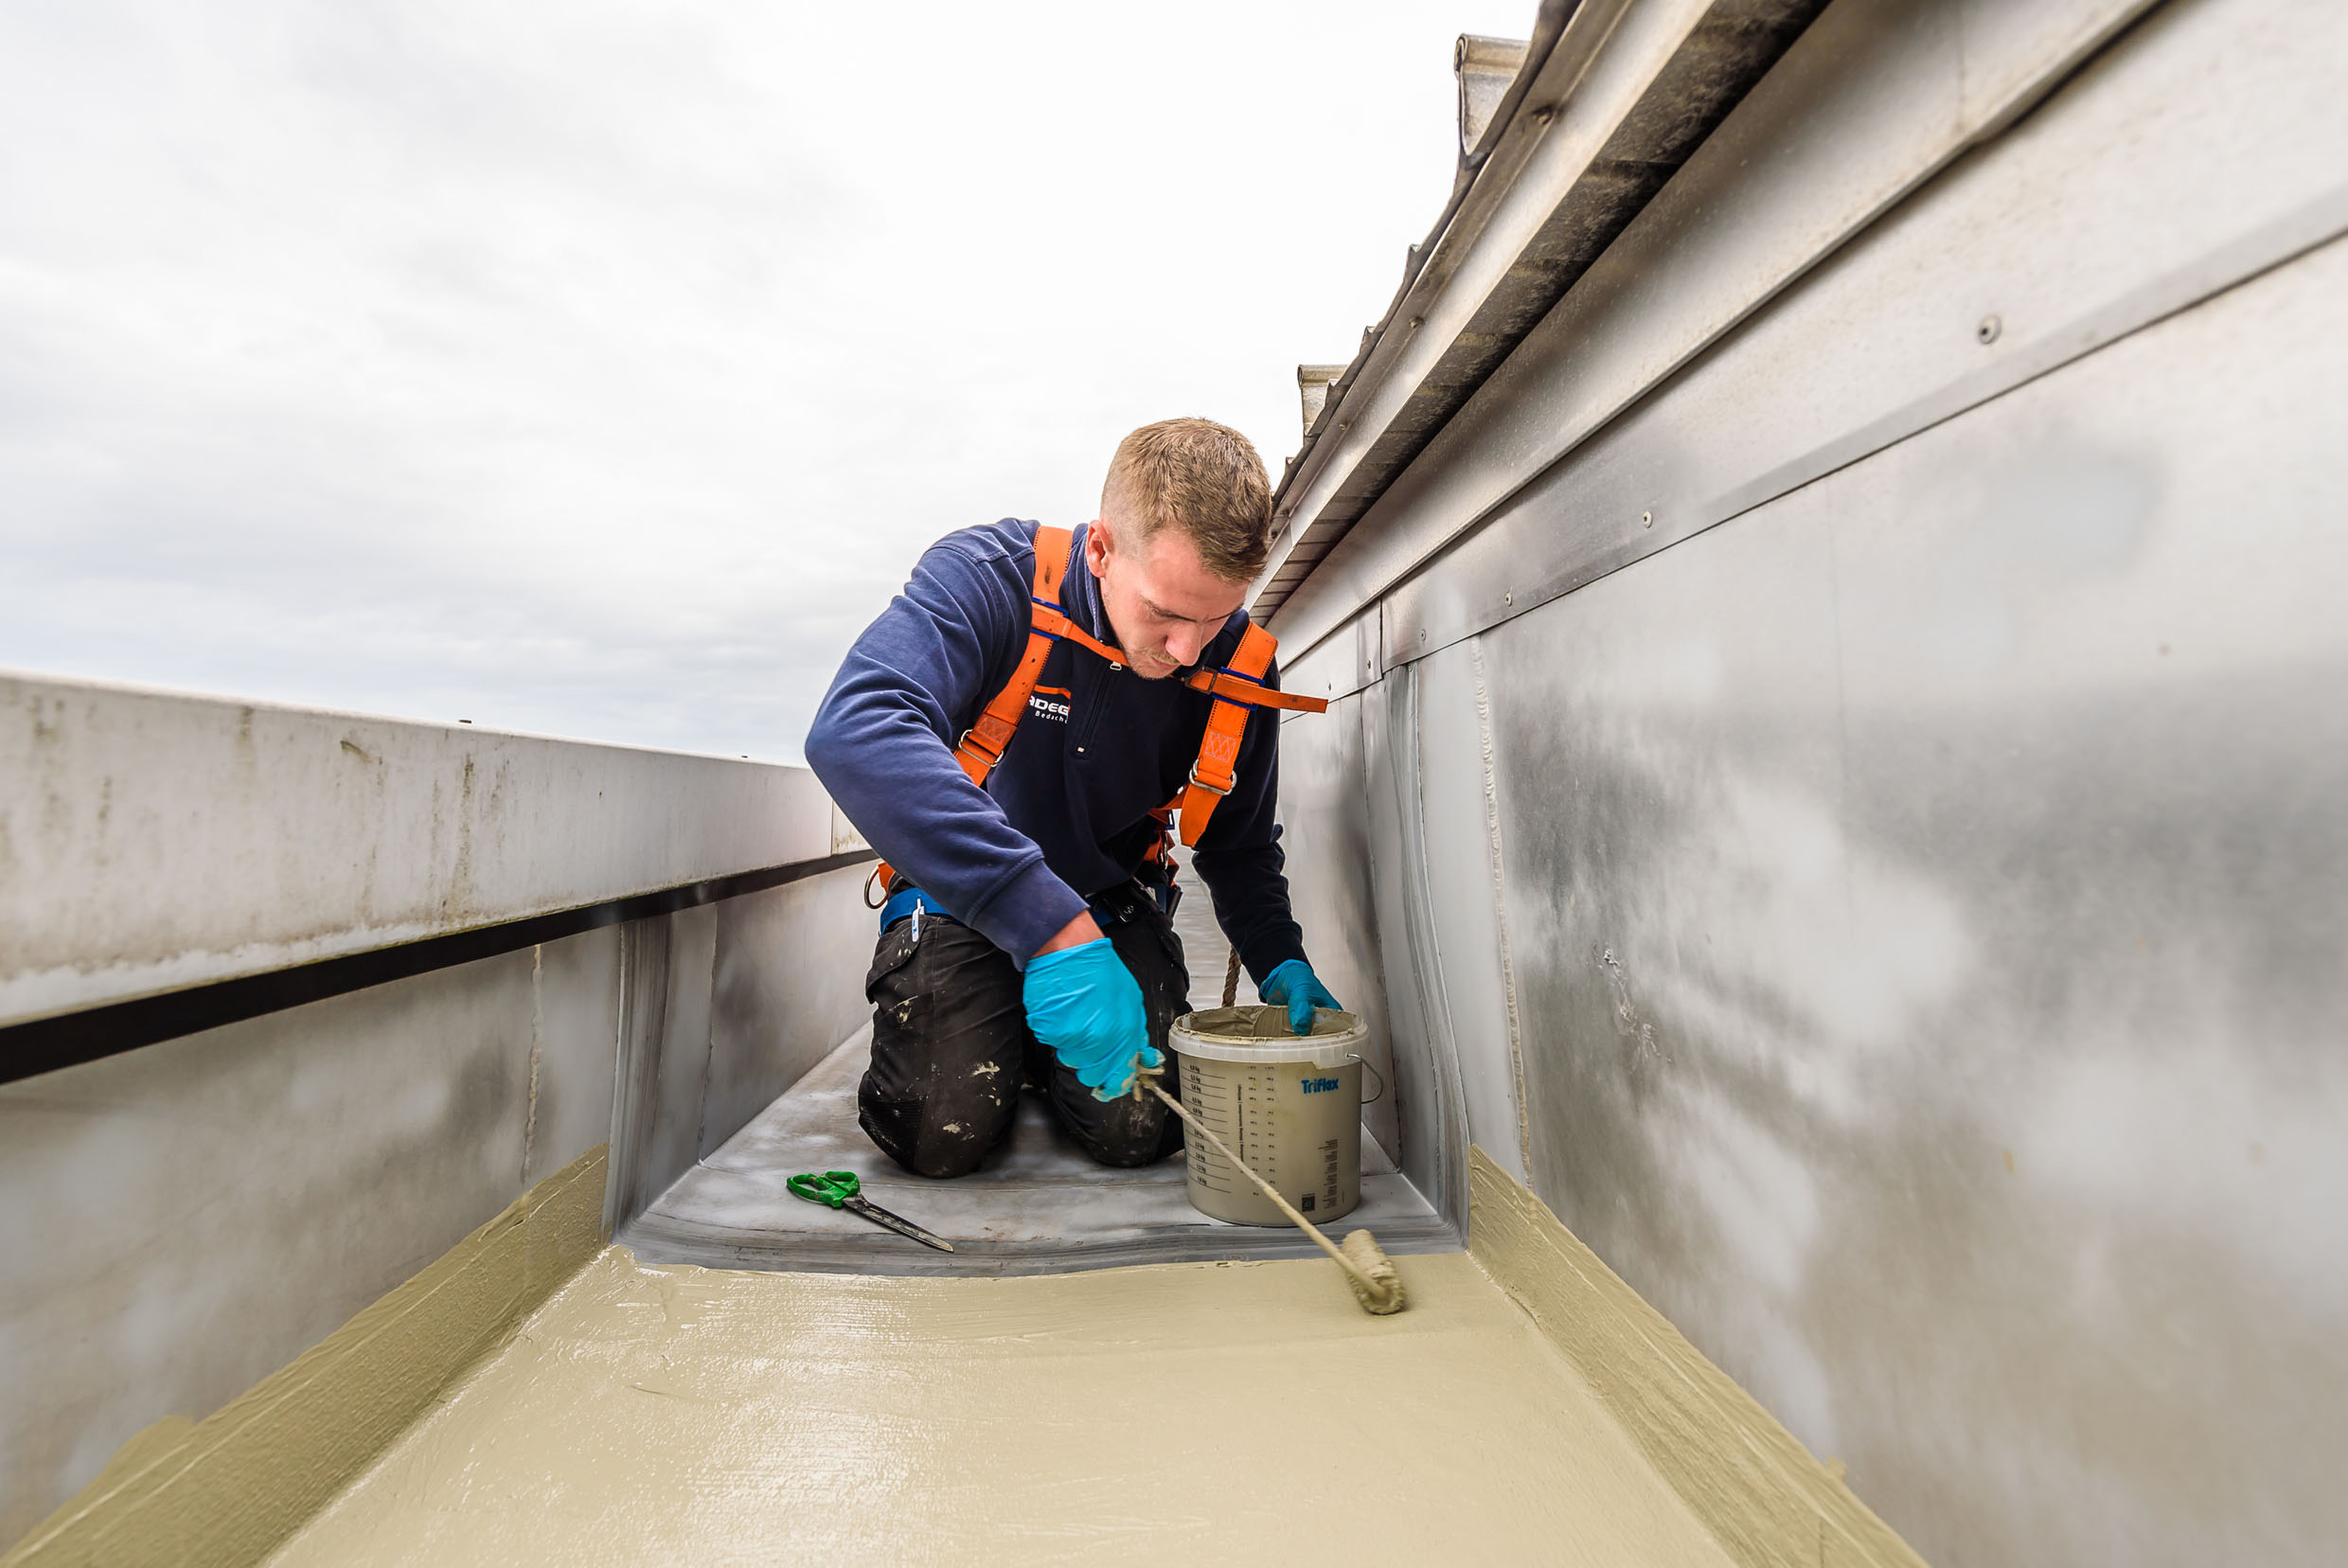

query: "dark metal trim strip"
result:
(0, 848), (878, 1086)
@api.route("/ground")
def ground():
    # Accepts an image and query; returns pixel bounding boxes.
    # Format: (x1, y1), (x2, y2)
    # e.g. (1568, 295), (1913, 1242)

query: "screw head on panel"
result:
(1504, 591), (1514, 605)
(1977, 313), (2002, 344)
(1641, 510), (1653, 528)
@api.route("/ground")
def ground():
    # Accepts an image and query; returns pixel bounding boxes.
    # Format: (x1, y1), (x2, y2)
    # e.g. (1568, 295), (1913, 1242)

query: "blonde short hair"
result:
(1101, 418), (1273, 582)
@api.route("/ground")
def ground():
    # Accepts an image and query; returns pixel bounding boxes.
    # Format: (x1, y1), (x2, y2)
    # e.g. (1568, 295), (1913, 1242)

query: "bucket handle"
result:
(1348, 1053), (1387, 1105)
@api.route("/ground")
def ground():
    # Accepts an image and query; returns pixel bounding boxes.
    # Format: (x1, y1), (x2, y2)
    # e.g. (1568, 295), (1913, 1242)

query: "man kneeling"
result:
(805, 418), (1342, 1179)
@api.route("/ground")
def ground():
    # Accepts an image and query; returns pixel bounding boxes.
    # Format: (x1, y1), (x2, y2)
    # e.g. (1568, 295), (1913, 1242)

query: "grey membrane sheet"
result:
(618, 1027), (1457, 1276)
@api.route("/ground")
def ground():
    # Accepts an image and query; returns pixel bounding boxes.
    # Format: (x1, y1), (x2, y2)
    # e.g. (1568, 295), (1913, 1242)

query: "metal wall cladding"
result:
(1270, 697), (1402, 1164)
(0, 871), (875, 1544)
(1260, 0), (2348, 1561)
(703, 865), (879, 1160)
(1360, 671), (1468, 1221)
(0, 946), (540, 1545)
(1410, 640), (1533, 1187)
(0, 678), (843, 1026)
(1453, 162), (2348, 1568)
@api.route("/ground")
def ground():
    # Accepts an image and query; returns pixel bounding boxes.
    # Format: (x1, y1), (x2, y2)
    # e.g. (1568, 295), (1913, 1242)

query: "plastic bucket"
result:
(1169, 1005), (1368, 1226)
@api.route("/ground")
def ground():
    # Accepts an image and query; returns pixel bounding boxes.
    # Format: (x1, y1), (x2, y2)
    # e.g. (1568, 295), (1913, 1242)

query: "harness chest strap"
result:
(871, 524), (1328, 900)
(1170, 620), (1277, 846)
(950, 525), (1080, 786)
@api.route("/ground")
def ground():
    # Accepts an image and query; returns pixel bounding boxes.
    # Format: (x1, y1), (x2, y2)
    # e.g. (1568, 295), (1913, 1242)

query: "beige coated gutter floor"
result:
(268, 1245), (1735, 1567)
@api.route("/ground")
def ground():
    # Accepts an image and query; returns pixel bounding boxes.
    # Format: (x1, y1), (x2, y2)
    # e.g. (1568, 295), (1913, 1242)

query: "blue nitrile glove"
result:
(1023, 938), (1162, 1101)
(1259, 958), (1343, 1035)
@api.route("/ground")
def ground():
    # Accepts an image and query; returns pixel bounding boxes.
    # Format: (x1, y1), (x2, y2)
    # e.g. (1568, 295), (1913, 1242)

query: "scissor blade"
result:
(845, 1195), (955, 1252)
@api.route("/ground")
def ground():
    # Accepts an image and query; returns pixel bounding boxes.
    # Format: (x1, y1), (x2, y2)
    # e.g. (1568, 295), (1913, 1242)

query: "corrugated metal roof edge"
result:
(1249, 0), (1829, 631)
(1254, 0), (1586, 618)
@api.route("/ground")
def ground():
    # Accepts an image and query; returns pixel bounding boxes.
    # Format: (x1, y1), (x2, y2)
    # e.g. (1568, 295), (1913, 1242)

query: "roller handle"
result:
(1142, 1078), (1384, 1297)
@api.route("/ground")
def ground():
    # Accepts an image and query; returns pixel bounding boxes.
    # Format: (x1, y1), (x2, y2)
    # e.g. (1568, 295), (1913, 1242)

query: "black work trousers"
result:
(858, 882), (1189, 1179)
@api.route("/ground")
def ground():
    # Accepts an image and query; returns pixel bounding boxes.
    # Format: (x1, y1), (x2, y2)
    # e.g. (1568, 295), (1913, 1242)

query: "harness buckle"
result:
(1186, 760), (1232, 798)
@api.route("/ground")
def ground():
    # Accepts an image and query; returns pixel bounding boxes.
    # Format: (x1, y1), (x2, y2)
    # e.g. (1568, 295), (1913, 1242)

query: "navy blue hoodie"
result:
(805, 518), (1307, 981)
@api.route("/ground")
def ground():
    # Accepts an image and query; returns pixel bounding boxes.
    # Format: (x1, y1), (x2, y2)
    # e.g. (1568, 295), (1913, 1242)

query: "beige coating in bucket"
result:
(1171, 1005), (1366, 1226)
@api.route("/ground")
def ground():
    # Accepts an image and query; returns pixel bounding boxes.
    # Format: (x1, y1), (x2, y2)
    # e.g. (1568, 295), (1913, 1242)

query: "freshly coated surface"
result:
(618, 1031), (1452, 1274)
(1468, 1149), (1920, 1568)
(270, 1245), (1734, 1567)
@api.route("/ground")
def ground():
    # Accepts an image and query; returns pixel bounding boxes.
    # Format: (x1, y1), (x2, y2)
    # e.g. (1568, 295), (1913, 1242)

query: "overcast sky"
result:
(0, 1), (1530, 760)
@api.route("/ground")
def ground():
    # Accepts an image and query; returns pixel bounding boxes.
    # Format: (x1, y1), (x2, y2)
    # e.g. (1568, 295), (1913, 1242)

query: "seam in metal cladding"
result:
(1379, 179), (2348, 679)
(0, 850), (878, 1085)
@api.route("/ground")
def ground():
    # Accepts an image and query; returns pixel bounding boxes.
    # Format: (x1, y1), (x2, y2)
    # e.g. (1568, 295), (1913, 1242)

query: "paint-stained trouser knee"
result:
(857, 882), (1189, 1179)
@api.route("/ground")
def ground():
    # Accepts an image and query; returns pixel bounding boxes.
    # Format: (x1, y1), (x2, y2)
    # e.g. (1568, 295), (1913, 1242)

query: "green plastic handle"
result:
(786, 1170), (861, 1208)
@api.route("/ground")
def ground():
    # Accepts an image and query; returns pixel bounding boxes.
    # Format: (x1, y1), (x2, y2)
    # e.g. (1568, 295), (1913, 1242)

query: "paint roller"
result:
(1136, 1073), (1406, 1315)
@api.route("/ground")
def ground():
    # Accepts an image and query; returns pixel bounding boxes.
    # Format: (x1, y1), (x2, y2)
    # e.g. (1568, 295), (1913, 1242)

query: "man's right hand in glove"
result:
(1023, 916), (1160, 1101)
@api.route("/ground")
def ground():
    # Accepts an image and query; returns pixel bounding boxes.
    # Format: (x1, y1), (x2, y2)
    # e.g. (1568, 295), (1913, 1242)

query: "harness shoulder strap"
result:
(876, 525), (1079, 897)
(926, 528), (1337, 879)
(1174, 621), (1295, 848)
(952, 525), (1075, 787)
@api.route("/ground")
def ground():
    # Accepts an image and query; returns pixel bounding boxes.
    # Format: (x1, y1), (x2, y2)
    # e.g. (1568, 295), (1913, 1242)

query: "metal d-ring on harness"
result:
(866, 524), (1330, 899)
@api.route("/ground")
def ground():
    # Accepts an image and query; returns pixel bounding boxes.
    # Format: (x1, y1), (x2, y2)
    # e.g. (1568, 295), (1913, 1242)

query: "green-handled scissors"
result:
(786, 1170), (955, 1253)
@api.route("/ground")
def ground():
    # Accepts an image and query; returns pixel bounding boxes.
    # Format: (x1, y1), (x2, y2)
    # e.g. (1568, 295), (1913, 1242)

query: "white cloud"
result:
(0, 0), (1536, 757)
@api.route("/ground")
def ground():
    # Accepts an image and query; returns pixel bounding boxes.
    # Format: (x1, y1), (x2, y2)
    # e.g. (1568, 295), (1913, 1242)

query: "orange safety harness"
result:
(868, 524), (1328, 903)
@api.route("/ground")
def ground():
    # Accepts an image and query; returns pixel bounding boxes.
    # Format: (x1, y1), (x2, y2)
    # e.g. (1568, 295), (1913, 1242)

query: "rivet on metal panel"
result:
(1977, 313), (2002, 344)
(1417, 628), (1427, 643)
(1640, 510), (1653, 528)
(1504, 591), (1513, 605)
